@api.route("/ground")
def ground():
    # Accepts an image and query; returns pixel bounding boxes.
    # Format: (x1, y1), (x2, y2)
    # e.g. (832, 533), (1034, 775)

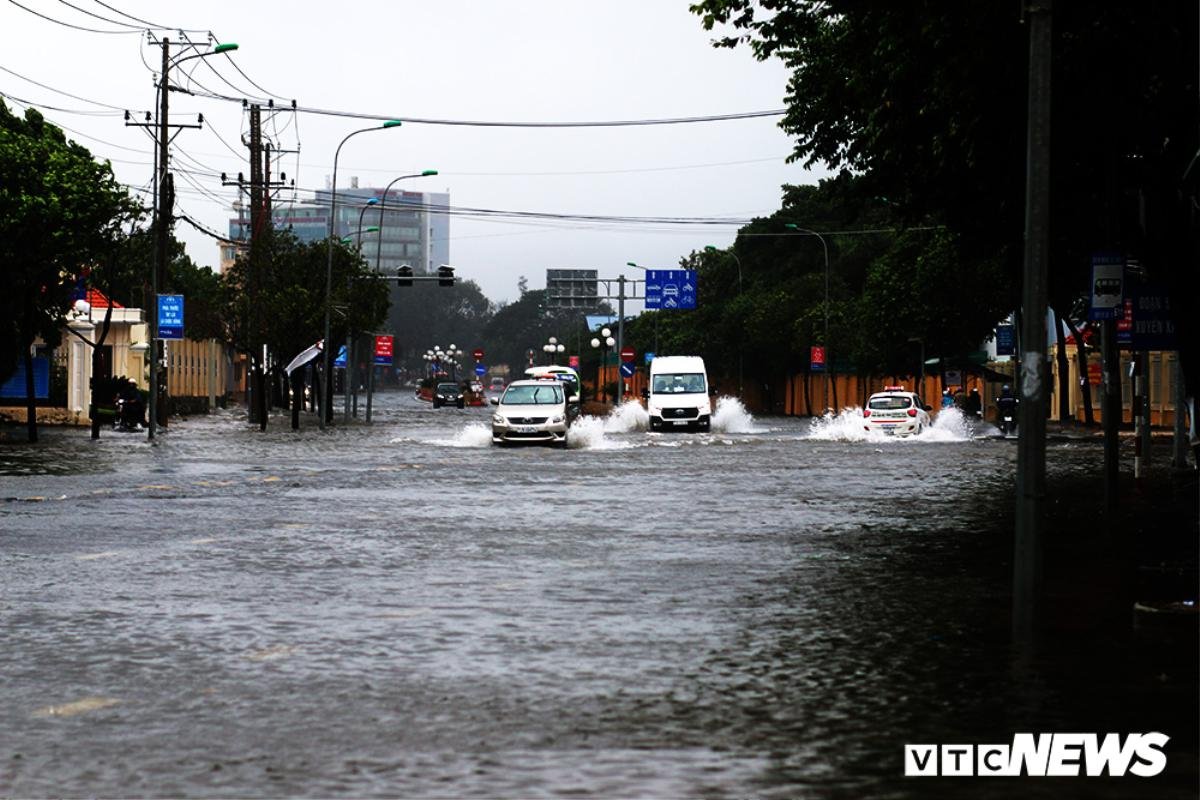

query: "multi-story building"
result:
(223, 181), (449, 277)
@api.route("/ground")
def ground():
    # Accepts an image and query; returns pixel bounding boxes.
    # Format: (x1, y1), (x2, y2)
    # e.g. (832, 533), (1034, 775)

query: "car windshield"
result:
(502, 384), (563, 405)
(868, 395), (913, 410)
(652, 373), (706, 394)
(437, 383), (459, 393)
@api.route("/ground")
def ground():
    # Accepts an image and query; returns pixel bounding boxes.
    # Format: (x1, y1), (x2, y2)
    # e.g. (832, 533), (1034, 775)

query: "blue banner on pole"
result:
(334, 345), (347, 368)
(994, 324), (1015, 356)
(157, 294), (184, 340)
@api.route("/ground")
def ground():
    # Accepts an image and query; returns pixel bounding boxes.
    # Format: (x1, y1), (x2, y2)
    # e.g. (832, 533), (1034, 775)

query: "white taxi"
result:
(862, 386), (932, 437)
(490, 379), (569, 447)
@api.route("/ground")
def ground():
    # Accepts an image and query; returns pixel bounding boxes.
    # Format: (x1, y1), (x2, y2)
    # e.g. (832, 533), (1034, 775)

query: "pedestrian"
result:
(941, 389), (955, 409)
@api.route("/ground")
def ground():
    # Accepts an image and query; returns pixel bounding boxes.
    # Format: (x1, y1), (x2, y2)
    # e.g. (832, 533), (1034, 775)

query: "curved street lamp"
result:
(374, 170), (439, 274)
(785, 223), (831, 411)
(320, 120), (402, 430)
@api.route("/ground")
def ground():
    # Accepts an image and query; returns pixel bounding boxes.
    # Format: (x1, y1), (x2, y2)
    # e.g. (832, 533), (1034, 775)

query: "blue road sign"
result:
(334, 345), (347, 368)
(1088, 254), (1124, 320)
(474, 363), (487, 376)
(619, 362), (636, 378)
(645, 269), (697, 310)
(643, 351), (655, 364)
(1128, 285), (1177, 351)
(157, 294), (184, 340)
(994, 324), (1015, 356)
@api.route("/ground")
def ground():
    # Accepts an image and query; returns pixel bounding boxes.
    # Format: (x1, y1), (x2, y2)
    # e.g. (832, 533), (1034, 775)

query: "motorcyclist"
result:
(996, 384), (1018, 432)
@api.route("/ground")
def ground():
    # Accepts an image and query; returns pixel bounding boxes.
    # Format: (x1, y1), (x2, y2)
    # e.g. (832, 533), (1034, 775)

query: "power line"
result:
(5, 0), (141, 34)
(54, 0), (146, 31)
(88, 0), (209, 33)
(0, 64), (129, 110)
(178, 85), (786, 128)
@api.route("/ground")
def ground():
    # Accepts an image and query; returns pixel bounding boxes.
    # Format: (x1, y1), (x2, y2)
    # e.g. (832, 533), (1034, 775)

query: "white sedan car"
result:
(490, 379), (569, 447)
(862, 387), (932, 437)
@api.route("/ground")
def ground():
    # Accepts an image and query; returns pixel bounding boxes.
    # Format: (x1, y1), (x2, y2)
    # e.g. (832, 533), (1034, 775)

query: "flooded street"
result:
(1, 393), (1195, 798)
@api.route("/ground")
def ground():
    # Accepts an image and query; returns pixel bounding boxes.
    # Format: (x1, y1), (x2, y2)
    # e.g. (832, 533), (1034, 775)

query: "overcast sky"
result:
(3, 1), (827, 307)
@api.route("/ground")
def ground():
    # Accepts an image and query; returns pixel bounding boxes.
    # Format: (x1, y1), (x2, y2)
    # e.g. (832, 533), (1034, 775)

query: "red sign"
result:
(1087, 361), (1101, 386)
(620, 346), (635, 363)
(568, 355), (579, 368)
(810, 345), (826, 372)
(472, 348), (484, 360)
(373, 335), (394, 366)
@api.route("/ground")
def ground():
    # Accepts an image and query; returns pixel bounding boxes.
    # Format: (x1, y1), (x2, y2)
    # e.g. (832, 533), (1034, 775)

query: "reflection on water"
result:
(0, 391), (1194, 798)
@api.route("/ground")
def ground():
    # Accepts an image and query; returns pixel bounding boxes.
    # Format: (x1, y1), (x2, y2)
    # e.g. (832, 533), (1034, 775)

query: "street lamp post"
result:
(374, 169), (439, 275)
(590, 327), (615, 405)
(785, 223), (831, 411)
(320, 120), (402, 431)
(343, 212), (380, 422)
(542, 337), (565, 365)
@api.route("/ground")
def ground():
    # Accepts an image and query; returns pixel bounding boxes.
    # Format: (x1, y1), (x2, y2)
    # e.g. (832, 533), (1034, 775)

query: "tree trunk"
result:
(830, 369), (839, 414)
(90, 302), (114, 440)
(1061, 312), (1095, 425)
(23, 348), (37, 443)
(802, 370), (811, 416)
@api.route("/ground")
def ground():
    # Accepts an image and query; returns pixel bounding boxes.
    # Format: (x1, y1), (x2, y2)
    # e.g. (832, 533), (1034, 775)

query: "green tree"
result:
(0, 101), (141, 440)
(692, 1), (1198, 394)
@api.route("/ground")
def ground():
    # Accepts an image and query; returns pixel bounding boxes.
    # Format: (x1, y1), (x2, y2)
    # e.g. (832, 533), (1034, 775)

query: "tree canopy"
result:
(0, 101), (141, 384)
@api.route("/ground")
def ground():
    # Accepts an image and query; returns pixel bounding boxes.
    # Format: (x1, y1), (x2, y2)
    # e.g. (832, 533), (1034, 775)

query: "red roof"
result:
(85, 288), (123, 309)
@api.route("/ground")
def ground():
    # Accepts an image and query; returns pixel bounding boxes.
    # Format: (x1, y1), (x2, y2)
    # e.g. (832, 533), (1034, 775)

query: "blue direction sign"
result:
(643, 351), (655, 364)
(619, 361), (636, 378)
(994, 324), (1015, 356)
(474, 363), (487, 376)
(1128, 285), (1177, 351)
(1088, 254), (1124, 320)
(156, 294), (184, 340)
(334, 345), (347, 368)
(645, 269), (697, 310)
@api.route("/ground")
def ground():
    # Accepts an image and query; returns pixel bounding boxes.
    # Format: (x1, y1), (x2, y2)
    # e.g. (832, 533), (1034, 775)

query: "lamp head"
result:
(382, 120), (402, 129)
(213, 43), (239, 53)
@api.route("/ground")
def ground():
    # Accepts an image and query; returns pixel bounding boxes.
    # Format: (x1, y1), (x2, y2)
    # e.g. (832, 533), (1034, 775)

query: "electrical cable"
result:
(54, 0), (147, 31)
(5, 0), (140, 34)
(88, 0), (209, 33)
(179, 85), (786, 128)
(0, 64), (129, 110)
(0, 90), (123, 116)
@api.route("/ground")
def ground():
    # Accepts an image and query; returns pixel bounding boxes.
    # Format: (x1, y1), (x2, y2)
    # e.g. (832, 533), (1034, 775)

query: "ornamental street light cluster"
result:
(590, 327), (615, 404)
(542, 337), (565, 365)
(425, 344), (465, 381)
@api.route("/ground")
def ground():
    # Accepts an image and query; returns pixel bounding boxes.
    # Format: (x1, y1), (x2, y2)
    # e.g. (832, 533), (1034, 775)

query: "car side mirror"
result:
(489, 397), (499, 406)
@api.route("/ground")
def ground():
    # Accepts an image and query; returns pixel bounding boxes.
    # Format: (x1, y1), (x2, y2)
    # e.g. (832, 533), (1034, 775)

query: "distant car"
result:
(490, 379), (569, 447)
(432, 381), (465, 409)
(489, 377), (506, 393)
(862, 387), (932, 436)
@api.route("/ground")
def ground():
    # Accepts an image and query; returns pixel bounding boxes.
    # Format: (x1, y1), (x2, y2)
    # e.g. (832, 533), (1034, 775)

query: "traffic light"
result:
(437, 265), (455, 287)
(396, 265), (413, 286)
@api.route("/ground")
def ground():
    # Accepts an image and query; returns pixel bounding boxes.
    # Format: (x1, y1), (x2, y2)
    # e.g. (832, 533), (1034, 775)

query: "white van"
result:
(645, 355), (713, 432)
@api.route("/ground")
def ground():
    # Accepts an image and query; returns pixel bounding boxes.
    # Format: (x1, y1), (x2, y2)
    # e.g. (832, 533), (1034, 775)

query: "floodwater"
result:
(1, 393), (1195, 798)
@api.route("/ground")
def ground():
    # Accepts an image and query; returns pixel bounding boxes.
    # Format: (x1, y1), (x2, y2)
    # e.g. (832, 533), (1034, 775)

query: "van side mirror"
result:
(641, 388), (649, 399)
(709, 388), (718, 396)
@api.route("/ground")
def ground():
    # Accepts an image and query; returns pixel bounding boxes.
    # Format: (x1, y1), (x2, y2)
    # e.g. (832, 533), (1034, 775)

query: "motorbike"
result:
(113, 391), (146, 432)
(996, 401), (1018, 436)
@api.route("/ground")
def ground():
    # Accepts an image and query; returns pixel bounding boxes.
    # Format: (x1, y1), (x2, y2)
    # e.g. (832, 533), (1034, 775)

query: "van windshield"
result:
(501, 384), (564, 405)
(652, 373), (706, 394)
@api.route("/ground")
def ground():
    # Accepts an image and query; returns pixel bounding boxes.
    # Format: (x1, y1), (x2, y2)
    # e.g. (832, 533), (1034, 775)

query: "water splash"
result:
(806, 406), (977, 443)
(567, 402), (647, 449)
(711, 396), (761, 434)
(431, 422), (493, 448)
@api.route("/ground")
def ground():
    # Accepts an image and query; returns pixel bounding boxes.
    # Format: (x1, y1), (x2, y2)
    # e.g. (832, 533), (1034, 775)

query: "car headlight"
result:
(492, 414), (505, 425)
(550, 414), (564, 424)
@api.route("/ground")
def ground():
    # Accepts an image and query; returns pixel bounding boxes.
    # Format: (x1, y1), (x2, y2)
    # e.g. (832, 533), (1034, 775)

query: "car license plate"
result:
(672, 420), (688, 426)
(516, 425), (537, 433)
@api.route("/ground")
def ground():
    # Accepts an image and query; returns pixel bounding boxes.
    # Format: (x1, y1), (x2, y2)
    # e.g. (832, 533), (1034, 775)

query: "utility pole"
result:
(1013, 0), (1052, 645)
(248, 103), (265, 430)
(126, 37), (208, 440)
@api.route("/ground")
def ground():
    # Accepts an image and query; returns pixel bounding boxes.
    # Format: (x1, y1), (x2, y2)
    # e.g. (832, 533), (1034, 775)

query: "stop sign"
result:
(620, 346), (635, 363)
(472, 348), (484, 360)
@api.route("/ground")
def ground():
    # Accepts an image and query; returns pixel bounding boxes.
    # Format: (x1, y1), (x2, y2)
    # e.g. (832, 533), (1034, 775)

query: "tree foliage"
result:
(0, 101), (140, 384)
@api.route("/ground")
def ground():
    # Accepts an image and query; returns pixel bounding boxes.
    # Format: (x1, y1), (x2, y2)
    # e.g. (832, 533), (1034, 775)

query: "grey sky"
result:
(3, 1), (826, 306)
